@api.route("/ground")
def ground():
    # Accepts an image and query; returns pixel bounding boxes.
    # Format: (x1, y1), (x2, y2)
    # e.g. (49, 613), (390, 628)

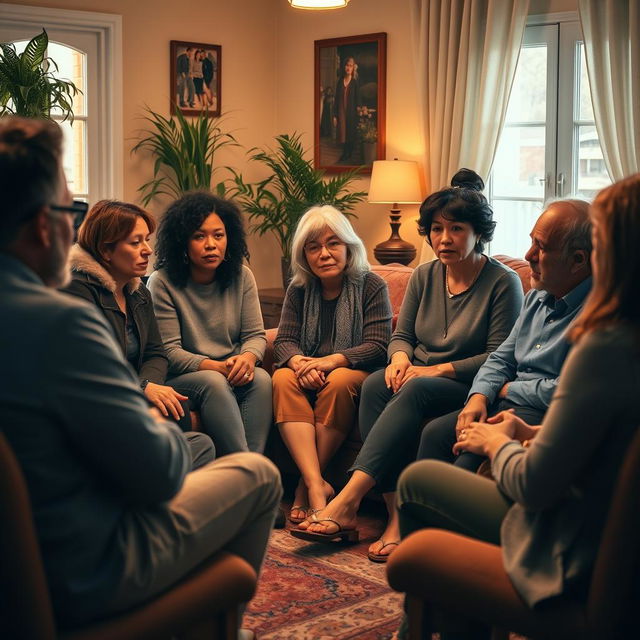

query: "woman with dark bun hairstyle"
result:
(451, 167), (485, 191)
(147, 192), (272, 457)
(294, 169), (524, 560)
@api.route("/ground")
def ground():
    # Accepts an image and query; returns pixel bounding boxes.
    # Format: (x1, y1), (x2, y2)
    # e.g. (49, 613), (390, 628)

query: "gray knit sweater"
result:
(274, 271), (392, 370)
(147, 265), (266, 376)
(389, 256), (523, 382)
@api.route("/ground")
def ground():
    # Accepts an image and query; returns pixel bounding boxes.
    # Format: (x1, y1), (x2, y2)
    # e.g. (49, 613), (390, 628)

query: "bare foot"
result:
(297, 495), (358, 535)
(306, 479), (335, 513)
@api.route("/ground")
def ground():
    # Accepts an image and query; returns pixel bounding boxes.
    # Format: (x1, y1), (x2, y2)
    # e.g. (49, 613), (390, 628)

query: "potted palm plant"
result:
(227, 132), (367, 288)
(0, 29), (79, 121)
(132, 106), (238, 205)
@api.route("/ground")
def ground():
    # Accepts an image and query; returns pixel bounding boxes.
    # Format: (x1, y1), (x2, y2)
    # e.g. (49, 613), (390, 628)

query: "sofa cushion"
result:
(493, 254), (531, 294)
(370, 263), (414, 316)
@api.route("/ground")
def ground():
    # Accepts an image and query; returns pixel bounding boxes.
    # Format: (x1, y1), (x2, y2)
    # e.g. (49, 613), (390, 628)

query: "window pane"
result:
(58, 119), (87, 197)
(577, 43), (594, 121)
(11, 39), (28, 54)
(505, 45), (547, 123)
(48, 42), (86, 116)
(576, 125), (609, 199)
(492, 125), (546, 198)
(491, 200), (541, 258)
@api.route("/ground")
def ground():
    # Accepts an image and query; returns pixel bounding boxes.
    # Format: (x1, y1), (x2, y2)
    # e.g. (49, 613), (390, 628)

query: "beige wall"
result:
(3, 0), (578, 287)
(530, 0), (577, 16)
(4, 0), (281, 284)
(274, 0), (426, 275)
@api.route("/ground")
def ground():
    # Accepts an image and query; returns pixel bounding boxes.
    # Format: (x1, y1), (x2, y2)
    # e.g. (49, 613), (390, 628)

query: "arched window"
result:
(9, 39), (88, 201)
(0, 3), (123, 203)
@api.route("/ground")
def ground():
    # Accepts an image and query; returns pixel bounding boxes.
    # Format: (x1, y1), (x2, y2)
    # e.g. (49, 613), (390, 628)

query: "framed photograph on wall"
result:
(314, 32), (386, 173)
(170, 40), (221, 116)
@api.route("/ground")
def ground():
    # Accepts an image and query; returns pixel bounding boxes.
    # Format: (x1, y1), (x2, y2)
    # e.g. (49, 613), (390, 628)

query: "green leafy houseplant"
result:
(132, 107), (238, 206)
(228, 132), (367, 280)
(0, 29), (79, 121)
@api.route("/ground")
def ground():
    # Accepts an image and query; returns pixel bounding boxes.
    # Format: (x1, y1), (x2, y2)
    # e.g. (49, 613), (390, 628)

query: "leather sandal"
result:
(367, 539), (399, 563)
(288, 505), (309, 524)
(291, 514), (359, 544)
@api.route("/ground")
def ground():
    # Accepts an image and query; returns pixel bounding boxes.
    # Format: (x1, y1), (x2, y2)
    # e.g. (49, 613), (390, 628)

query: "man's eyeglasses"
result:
(50, 200), (89, 232)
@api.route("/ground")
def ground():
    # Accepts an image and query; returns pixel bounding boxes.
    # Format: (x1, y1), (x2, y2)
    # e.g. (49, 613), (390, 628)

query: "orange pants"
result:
(272, 367), (370, 432)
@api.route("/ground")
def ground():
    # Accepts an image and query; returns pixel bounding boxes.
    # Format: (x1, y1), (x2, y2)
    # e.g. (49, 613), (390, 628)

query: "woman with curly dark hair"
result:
(294, 169), (523, 559)
(147, 192), (271, 456)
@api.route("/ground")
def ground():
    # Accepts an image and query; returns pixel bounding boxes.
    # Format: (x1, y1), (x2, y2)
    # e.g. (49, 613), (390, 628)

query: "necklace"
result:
(442, 258), (485, 338)
(445, 258), (485, 298)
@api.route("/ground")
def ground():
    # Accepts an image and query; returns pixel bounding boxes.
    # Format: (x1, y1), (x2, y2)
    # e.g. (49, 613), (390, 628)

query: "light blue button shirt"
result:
(468, 277), (592, 411)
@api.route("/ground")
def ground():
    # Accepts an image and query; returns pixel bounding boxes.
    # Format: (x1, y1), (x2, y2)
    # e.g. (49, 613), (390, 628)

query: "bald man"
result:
(418, 200), (593, 472)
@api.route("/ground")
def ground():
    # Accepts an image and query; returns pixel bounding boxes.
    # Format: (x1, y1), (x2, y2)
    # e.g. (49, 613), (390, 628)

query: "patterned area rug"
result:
(245, 504), (404, 639)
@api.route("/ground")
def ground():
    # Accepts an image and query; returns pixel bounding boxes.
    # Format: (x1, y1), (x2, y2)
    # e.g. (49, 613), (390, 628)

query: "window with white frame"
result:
(9, 39), (89, 201)
(489, 19), (611, 258)
(0, 3), (122, 204)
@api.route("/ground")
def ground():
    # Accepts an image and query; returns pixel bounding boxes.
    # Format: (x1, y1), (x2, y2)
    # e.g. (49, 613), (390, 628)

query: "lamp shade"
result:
(368, 160), (422, 204)
(288, 0), (349, 9)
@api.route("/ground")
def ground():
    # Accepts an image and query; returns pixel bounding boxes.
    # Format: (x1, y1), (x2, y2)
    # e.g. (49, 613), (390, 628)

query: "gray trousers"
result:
(184, 431), (215, 468)
(397, 459), (511, 544)
(169, 367), (272, 457)
(351, 369), (470, 492)
(106, 452), (282, 620)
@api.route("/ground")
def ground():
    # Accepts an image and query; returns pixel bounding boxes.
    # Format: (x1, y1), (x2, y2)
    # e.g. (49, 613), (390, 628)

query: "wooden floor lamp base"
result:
(373, 212), (416, 266)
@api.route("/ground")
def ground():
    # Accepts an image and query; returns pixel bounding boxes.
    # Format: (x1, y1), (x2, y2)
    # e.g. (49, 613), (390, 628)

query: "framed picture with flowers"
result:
(314, 32), (386, 173)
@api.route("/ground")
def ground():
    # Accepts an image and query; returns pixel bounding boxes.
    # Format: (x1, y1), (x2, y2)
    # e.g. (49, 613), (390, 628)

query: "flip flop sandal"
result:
(367, 539), (399, 563)
(288, 505), (309, 524)
(290, 516), (359, 543)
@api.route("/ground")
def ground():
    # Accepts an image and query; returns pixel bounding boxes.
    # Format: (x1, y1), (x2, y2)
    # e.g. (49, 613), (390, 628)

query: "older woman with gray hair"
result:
(273, 205), (392, 524)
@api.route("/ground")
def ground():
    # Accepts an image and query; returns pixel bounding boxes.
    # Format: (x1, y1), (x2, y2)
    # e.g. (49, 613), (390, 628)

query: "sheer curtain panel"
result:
(410, 0), (529, 262)
(578, 0), (640, 180)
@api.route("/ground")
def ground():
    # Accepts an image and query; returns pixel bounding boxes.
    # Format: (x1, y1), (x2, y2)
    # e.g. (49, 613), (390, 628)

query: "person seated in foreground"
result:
(273, 205), (392, 524)
(419, 199), (592, 470)
(0, 116), (281, 630)
(62, 199), (213, 467)
(294, 169), (524, 560)
(395, 173), (640, 640)
(148, 193), (272, 457)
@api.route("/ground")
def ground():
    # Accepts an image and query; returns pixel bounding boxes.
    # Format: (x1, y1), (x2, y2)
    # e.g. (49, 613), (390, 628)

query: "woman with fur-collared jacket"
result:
(63, 200), (196, 436)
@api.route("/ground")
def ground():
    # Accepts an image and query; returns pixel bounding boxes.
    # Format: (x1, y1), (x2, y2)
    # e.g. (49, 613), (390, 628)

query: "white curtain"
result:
(410, 0), (529, 262)
(578, 0), (640, 180)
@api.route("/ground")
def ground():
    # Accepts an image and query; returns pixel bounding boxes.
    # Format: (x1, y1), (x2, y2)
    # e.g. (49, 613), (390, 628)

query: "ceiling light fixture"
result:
(288, 0), (350, 10)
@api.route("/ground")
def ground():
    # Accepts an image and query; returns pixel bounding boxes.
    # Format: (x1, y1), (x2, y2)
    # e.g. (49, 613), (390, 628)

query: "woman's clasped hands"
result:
(289, 354), (346, 390)
(225, 352), (258, 386)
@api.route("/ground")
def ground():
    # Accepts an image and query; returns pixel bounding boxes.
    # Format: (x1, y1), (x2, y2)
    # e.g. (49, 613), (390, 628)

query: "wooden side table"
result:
(258, 288), (285, 329)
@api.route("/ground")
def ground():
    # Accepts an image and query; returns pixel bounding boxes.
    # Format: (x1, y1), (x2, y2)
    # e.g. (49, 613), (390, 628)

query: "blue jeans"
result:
(351, 369), (470, 492)
(168, 367), (272, 457)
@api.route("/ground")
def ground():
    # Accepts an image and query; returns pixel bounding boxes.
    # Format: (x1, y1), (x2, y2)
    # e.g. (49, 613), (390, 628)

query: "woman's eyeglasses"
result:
(304, 239), (345, 255)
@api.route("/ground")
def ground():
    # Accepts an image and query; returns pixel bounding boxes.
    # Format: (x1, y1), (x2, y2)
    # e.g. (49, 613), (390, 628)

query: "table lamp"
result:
(368, 159), (422, 265)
